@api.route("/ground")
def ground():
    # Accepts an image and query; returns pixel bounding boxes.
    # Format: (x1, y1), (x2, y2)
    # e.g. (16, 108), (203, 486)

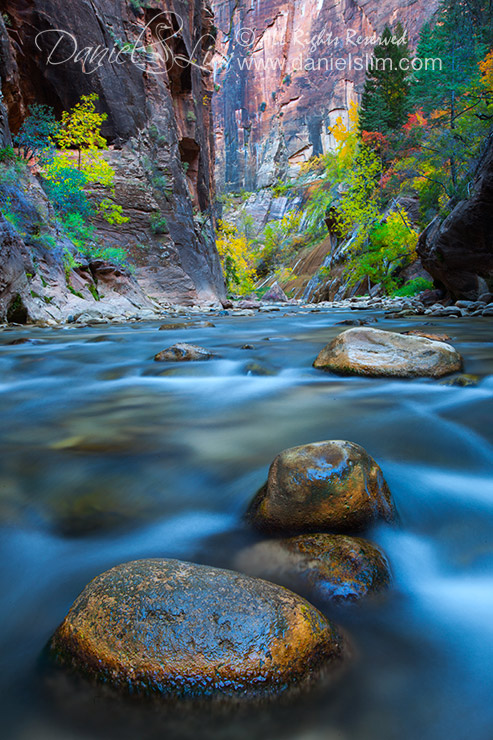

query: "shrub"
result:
(98, 198), (130, 225)
(14, 104), (59, 163)
(89, 245), (129, 267)
(261, 211), (302, 270)
(345, 208), (419, 293)
(61, 212), (95, 252)
(0, 146), (15, 163)
(150, 213), (168, 234)
(393, 277), (434, 297)
(216, 219), (256, 295)
(43, 166), (92, 217)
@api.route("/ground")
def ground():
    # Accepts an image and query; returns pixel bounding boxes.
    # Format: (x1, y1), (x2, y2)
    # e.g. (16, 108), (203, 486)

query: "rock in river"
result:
(154, 343), (214, 362)
(235, 534), (391, 604)
(313, 327), (462, 378)
(51, 559), (347, 700)
(247, 441), (395, 534)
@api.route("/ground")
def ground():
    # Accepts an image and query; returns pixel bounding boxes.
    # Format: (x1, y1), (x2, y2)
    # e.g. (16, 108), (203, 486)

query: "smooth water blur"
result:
(0, 309), (492, 740)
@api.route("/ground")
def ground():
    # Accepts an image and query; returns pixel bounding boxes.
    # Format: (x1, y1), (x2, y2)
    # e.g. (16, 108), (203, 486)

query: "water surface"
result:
(1, 308), (492, 740)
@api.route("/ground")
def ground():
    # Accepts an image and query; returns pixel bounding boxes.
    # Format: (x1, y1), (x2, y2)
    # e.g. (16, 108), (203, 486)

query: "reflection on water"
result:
(0, 309), (492, 740)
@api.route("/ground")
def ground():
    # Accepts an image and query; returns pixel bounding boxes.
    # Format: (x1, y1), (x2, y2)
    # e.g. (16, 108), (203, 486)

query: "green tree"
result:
(409, 0), (492, 195)
(14, 104), (59, 163)
(359, 23), (412, 134)
(335, 145), (382, 250)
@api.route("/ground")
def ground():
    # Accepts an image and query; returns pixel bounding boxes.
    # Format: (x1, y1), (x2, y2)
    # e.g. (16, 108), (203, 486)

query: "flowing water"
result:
(0, 308), (492, 740)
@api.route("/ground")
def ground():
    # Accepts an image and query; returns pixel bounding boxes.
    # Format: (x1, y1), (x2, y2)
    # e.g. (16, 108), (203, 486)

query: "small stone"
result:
(402, 330), (451, 342)
(154, 343), (214, 362)
(236, 300), (261, 309)
(440, 374), (479, 387)
(244, 362), (276, 376)
(158, 322), (193, 330)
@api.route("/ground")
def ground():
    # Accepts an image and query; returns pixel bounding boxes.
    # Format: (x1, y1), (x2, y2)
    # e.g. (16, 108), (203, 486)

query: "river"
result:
(1, 307), (492, 740)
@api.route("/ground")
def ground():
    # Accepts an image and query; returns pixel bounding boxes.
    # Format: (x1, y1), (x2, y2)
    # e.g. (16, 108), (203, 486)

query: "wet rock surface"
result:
(51, 558), (347, 699)
(235, 534), (391, 604)
(314, 327), (462, 378)
(154, 344), (215, 362)
(247, 441), (395, 534)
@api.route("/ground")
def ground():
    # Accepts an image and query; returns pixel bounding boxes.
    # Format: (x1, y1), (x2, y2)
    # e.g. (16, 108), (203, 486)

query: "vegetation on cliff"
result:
(217, 0), (493, 301)
(2, 95), (131, 278)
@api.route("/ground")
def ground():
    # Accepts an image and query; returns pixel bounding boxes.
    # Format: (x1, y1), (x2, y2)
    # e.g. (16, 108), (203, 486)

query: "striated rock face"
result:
(212, 0), (438, 191)
(0, 1), (226, 313)
(418, 134), (493, 301)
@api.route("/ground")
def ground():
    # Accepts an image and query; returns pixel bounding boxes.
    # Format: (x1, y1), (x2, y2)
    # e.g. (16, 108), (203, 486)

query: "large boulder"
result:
(235, 534), (391, 604)
(262, 282), (289, 303)
(418, 133), (493, 301)
(51, 559), (347, 700)
(247, 441), (395, 534)
(154, 343), (214, 362)
(313, 327), (462, 378)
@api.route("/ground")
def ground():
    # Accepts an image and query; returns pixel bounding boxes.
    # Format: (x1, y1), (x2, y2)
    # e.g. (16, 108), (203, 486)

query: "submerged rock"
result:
(314, 327), (462, 378)
(440, 373), (479, 387)
(235, 534), (391, 604)
(244, 362), (276, 376)
(154, 343), (214, 362)
(158, 322), (194, 330)
(247, 441), (395, 534)
(401, 330), (451, 342)
(51, 558), (347, 700)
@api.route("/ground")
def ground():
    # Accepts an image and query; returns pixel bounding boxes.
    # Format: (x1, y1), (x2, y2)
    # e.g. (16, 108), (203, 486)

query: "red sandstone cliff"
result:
(212, 0), (438, 191)
(0, 0), (225, 321)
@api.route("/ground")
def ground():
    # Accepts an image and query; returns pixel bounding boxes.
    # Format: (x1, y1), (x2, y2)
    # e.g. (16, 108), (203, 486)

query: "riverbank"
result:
(3, 292), (493, 330)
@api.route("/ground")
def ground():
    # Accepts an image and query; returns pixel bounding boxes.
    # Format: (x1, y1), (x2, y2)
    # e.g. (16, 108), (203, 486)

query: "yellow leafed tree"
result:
(53, 94), (114, 186)
(216, 220), (256, 296)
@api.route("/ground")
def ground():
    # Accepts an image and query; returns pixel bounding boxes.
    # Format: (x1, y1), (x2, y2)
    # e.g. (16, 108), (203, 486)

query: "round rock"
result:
(51, 558), (347, 700)
(313, 327), (462, 378)
(154, 343), (214, 362)
(235, 534), (391, 604)
(247, 441), (395, 533)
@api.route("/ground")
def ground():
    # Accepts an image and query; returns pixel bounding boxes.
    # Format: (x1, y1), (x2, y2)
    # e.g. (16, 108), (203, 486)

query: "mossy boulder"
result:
(235, 534), (391, 604)
(51, 558), (347, 700)
(314, 327), (462, 378)
(247, 441), (395, 534)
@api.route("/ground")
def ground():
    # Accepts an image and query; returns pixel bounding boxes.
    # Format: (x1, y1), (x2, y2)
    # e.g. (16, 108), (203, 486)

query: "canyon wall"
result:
(212, 0), (438, 191)
(418, 133), (493, 302)
(0, 0), (226, 320)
